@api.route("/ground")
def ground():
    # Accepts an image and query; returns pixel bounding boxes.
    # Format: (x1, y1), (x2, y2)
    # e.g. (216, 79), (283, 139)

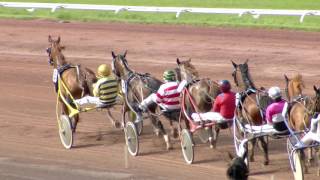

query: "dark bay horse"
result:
(176, 58), (221, 148)
(111, 51), (172, 149)
(231, 60), (271, 165)
(46, 35), (96, 131)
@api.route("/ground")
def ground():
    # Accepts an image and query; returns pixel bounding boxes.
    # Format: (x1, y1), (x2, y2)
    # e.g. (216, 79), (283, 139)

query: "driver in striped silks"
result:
(75, 64), (119, 109)
(137, 70), (187, 121)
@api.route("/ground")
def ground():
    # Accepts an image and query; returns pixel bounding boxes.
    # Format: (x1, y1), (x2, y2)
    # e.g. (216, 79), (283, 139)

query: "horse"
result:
(176, 58), (221, 148)
(46, 35), (97, 132)
(284, 73), (305, 102)
(285, 74), (320, 173)
(231, 60), (271, 165)
(111, 51), (172, 150)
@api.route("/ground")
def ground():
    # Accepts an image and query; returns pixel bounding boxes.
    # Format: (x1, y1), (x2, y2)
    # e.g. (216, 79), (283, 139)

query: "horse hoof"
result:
(172, 128), (178, 139)
(263, 161), (269, 166)
(154, 129), (161, 137)
(250, 157), (255, 162)
(166, 144), (173, 150)
(114, 121), (121, 129)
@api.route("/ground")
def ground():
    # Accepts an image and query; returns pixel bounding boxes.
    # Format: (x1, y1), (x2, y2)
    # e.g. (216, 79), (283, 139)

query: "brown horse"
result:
(231, 60), (271, 165)
(284, 73), (305, 102)
(111, 51), (172, 149)
(176, 58), (221, 148)
(46, 35), (96, 131)
(284, 74), (320, 173)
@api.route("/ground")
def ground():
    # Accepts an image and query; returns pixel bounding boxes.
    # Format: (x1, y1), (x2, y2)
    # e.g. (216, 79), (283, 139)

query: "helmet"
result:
(97, 64), (111, 78)
(219, 80), (231, 93)
(268, 86), (281, 99)
(163, 70), (176, 82)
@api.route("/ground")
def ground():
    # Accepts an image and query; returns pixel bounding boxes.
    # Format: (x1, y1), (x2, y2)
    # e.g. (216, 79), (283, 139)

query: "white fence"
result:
(1, 2), (319, 22)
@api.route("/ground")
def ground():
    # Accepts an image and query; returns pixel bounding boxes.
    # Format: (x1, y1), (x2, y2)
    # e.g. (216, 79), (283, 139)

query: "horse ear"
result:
(177, 58), (181, 65)
(111, 51), (116, 58)
(231, 60), (237, 68)
(245, 59), (249, 64)
(284, 74), (289, 82)
(227, 152), (234, 161)
(48, 35), (52, 43)
(314, 85), (318, 92)
(57, 36), (61, 43)
(188, 58), (191, 62)
(123, 50), (127, 57)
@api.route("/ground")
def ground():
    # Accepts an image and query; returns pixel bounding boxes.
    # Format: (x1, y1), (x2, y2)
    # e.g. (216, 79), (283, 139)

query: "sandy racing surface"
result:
(0, 19), (320, 180)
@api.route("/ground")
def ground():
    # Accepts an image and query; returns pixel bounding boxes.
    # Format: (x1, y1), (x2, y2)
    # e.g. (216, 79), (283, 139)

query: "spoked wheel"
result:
(56, 98), (74, 149)
(127, 110), (143, 136)
(197, 128), (210, 143)
(287, 139), (304, 180)
(181, 129), (194, 164)
(125, 121), (139, 156)
(233, 117), (249, 166)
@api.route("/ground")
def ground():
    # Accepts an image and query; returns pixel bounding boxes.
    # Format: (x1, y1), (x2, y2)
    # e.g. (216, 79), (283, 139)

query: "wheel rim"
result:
(197, 128), (210, 143)
(128, 111), (143, 136)
(181, 129), (194, 164)
(233, 117), (245, 156)
(125, 122), (139, 156)
(293, 151), (304, 180)
(59, 115), (73, 149)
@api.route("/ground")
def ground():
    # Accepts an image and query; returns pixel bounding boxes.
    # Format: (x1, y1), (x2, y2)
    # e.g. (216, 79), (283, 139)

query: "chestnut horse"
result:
(231, 60), (271, 165)
(284, 74), (320, 173)
(46, 36), (96, 132)
(111, 51), (172, 149)
(176, 58), (221, 148)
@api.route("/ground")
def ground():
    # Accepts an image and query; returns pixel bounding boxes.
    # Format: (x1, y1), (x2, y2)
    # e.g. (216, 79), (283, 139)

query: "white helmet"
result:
(268, 86), (281, 99)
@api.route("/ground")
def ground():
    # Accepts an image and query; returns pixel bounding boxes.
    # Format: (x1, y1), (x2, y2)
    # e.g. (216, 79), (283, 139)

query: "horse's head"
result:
(284, 73), (305, 101)
(312, 85), (320, 114)
(226, 152), (249, 180)
(231, 60), (256, 91)
(46, 35), (66, 68)
(176, 58), (199, 82)
(111, 50), (131, 79)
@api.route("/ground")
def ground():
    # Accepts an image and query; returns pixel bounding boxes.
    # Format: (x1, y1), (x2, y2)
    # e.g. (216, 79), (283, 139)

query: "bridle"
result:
(46, 47), (54, 65)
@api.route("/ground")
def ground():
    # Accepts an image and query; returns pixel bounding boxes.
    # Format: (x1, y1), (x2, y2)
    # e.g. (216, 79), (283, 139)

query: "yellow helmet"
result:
(97, 64), (111, 78)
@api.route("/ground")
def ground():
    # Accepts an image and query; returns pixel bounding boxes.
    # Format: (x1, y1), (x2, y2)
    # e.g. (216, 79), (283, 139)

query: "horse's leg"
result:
(258, 136), (269, 165)
(150, 114), (172, 150)
(106, 107), (121, 128)
(209, 126), (220, 149)
(300, 149), (309, 173)
(248, 138), (256, 162)
(317, 148), (320, 176)
(307, 147), (313, 165)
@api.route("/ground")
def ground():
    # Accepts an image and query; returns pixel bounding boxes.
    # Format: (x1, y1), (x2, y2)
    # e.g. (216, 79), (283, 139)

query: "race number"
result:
(121, 79), (126, 93)
(52, 69), (58, 83)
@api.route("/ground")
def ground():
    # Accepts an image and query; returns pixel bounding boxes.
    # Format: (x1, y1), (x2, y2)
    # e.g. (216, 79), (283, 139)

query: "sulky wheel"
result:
(181, 129), (194, 164)
(287, 138), (304, 180)
(233, 116), (249, 166)
(197, 128), (210, 143)
(293, 150), (304, 180)
(126, 110), (143, 136)
(125, 121), (139, 156)
(56, 98), (73, 149)
(58, 115), (74, 149)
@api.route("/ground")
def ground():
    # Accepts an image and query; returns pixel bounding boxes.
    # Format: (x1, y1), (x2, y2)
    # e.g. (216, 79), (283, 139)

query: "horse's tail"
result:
(76, 65), (97, 97)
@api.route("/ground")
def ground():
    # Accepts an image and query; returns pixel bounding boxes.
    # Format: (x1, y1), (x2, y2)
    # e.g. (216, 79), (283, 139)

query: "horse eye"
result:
(46, 48), (51, 53)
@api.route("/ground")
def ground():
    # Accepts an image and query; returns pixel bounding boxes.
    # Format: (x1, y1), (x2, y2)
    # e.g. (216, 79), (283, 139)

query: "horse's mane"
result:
(291, 73), (305, 88)
(183, 61), (199, 78)
(239, 63), (256, 90)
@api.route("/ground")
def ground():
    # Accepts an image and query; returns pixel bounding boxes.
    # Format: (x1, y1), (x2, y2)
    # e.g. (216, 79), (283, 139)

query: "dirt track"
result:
(0, 19), (320, 180)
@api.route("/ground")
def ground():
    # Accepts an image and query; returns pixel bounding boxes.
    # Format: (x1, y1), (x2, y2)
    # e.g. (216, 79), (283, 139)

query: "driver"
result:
(75, 64), (119, 109)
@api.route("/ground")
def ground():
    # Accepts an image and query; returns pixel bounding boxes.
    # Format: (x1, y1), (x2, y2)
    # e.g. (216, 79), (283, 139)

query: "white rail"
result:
(0, 2), (319, 23)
